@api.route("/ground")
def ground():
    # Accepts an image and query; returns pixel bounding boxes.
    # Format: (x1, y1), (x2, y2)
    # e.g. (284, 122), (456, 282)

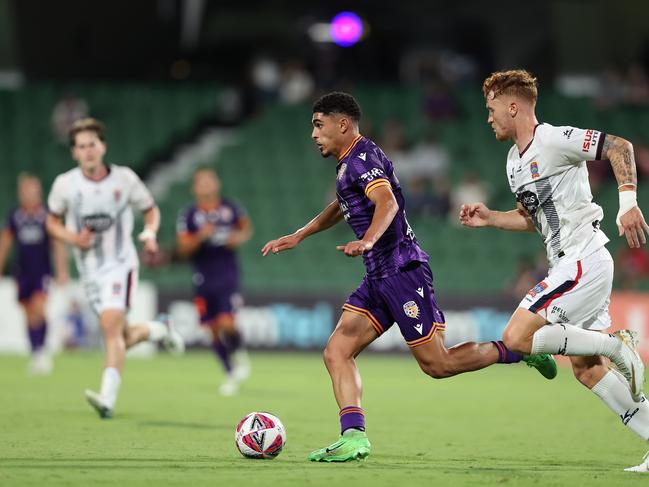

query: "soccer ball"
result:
(235, 411), (286, 459)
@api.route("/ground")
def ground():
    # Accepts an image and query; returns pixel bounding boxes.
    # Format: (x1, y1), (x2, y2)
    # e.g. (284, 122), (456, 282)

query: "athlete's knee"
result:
(323, 342), (353, 369)
(502, 326), (530, 354)
(100, 311), (126, 339)
(418, 354), (453, 379)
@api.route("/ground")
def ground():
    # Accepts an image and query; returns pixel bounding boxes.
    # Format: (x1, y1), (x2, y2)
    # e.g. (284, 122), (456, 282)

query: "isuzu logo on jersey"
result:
(516, 190), (540, 214)
(582, 129), (599, 153)
(403, 301), (420, 319)
(82, 213), (114, 232)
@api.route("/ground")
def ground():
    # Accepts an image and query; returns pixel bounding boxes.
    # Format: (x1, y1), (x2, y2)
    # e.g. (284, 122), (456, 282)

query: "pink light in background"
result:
(330, 12), (363, 47)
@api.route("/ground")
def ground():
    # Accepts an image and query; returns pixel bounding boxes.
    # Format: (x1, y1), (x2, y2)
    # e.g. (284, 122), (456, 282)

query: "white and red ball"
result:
(235, 412), (286, 459)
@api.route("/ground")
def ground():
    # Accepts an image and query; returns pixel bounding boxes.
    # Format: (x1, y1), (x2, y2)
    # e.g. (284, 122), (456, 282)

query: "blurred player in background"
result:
(177, 167), (253, 396)
(0, 173), (68, 374)
(262, 92), (556, 462)
(46, 118), (185, 419)
(460, 69), (649, 471)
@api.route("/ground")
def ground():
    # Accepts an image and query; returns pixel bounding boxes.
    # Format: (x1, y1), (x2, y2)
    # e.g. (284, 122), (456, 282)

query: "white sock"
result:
(144, 321), (167, 342)
(531, 324), (619, 358)
(591, 370), (649, 440)
(99, 367), (121, 409)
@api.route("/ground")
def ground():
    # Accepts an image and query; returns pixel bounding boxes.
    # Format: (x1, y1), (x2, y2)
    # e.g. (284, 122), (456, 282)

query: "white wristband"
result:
(138, 228), (157, 241)
(616, 190), (638, 225)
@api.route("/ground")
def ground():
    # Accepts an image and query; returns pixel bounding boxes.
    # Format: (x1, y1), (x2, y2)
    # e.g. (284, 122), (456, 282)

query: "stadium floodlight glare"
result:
(330, 11), (363, 47)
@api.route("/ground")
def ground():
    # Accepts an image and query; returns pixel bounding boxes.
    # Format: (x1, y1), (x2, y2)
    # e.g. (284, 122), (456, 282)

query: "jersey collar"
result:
(81, 164), (112, 182)
(519, 123), (543, 157)
(337, 134), (363, 161)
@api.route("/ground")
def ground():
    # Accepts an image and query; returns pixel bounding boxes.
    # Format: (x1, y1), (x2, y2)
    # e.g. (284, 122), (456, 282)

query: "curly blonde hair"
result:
(483, 69), (538, 104)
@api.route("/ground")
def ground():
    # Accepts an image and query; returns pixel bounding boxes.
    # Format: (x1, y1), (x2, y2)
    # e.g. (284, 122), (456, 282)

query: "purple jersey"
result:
(335, 135), (428, 279)
(177, 199), (246, 290)
(6, 206), (52, 279)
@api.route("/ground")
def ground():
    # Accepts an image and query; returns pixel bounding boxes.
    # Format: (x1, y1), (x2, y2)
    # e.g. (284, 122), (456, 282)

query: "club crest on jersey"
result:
(337, 163), (347, 181)
(403, 301), (420, 319)
(112, 282), (122, 295)
(113, 190), (121, 202)
(530, 161), (540, 179)
(529, 281), (548, 298)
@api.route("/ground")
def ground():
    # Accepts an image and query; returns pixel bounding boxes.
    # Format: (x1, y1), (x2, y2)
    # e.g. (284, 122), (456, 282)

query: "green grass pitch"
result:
(1, 351), (647, 486)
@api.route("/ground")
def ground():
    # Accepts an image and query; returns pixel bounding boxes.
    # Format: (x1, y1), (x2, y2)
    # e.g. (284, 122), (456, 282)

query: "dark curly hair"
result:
(312, 92), (361, 122)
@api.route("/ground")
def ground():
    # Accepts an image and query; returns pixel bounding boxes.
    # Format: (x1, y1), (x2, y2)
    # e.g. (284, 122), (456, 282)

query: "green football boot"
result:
(523, 353), (558, 380)
(308, 429), (371, 462)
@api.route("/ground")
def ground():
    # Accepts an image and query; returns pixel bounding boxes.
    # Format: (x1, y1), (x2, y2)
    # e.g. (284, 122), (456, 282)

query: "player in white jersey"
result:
(46, 118), (185, 419)
(460, 70), (649, 471)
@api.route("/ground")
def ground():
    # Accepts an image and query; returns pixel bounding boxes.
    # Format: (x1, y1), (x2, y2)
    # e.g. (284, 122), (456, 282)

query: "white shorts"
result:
(519, 246), (613, 330)
(83, 266), (138, 315)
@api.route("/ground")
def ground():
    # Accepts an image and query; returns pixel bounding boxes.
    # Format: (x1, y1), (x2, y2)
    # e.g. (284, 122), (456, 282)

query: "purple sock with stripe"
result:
(339, 406), (365, 434)
(491, 340), (522, 363)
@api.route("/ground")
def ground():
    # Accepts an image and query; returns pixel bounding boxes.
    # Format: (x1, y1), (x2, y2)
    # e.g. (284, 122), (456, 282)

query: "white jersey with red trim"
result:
(506, 123), (610, 266)
(47, 165), (155, 278)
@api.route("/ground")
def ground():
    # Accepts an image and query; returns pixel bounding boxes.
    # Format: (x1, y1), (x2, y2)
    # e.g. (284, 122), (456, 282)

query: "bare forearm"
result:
(143, 206), (160, 234)
(362, 199), (398, 244)
(295, 200), (343, 240)
(46, 215), (78, 245)
(227, 223), (253, 249)
(0, 231), (12, 274)
(601, 135), (637, 189)
(176, 234), (203, 257)
(489, 209), (536, 232)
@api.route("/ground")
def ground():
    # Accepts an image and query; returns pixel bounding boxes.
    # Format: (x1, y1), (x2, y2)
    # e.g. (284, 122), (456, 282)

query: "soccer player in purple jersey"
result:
(177, 167), (253, 396)
(0, 173), (68, 374)
(262, 92), (556, 462)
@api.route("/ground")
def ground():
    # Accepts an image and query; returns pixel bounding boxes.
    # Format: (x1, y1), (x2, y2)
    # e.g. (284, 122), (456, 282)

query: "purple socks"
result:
(28, 321), (47, 353)
(212, 341), (232, 373)
(492, 340), (523, 363)
(340, 406), (365, 433)
(212, 330), (243, 373)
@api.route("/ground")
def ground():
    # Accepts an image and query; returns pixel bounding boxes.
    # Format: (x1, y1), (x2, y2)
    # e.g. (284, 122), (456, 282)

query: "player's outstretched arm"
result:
(46, 214), (94, 250)
(262, 199), (343, 256)
(337, 185), (398, 257)
(600, 134), (649, 248)
(459, 202), (536, 232)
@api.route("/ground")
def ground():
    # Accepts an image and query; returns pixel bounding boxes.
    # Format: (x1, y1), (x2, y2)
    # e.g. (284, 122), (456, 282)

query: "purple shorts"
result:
(16, 275), (48, 302)
(343, 262), (446, 348)
(194, 285), (242, 323)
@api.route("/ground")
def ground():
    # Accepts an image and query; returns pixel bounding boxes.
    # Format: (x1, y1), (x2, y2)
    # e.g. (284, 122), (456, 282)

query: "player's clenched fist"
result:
(261, 233), (302, 256)
(459, 202), (492, 228)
